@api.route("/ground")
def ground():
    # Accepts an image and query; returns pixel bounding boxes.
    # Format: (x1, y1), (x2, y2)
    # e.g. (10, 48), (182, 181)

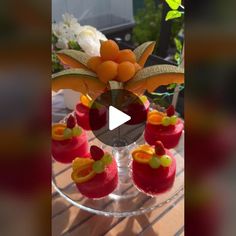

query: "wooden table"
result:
(52, 92), (184, 236)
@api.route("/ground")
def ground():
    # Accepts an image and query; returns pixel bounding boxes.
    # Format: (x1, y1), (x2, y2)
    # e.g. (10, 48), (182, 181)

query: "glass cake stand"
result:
(52, 124), (184, 217)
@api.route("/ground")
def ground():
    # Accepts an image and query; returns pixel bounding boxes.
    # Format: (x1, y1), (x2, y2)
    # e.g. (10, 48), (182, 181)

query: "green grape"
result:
(92, 160), (105, 174)
(170, 115), (178, 125)
(162, 117), (171, 126)
(149, 156), (161, 169)
(160, 155), (172, 167)
(101, 154), (113, 165)
(72, 126), (82, 136)
(63, 128), (73, 139)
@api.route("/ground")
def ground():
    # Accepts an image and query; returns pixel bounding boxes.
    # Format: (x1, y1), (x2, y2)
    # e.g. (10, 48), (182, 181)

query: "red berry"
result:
(66, 115), (76, 129)
(155, 141), (166, 156)
(166, 105), (175, 117)
(90, 145), (104, 161)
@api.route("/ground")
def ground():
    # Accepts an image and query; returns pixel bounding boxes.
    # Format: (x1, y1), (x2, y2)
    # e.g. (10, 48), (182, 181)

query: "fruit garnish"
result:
(80, 94), (92, 107)
(116, 49), (136, 63)
(155, 141), (166, 156)
(125, 64), (184, 95)
(63, 128), (73, 139)
(101, 154), (113, 165)
(90, 145), (105, 161)
(97, 61), (118, 83)
(132, 145), (155, 163)
(161, 117), (171, 126)
(56, 50), (90, 70)
(117, 61), (135, 82)
(100, 40), (119, 61)
(52, 123), (67, 141)
(87, 56), (102, 72)
(72, 126), (82, 136)
(160, 155), (172, 167)
(166, 105), (175, 117)
(170, 115), (178, 125)
(149, 156), (161, 169)
(66, 115), (76, 128)
(133, 41), (156, 68)
(51, 68), (106, 99)
(147, 110), (165, 125)
(92, 160), (105, 174)
(71, 158), (96, 184)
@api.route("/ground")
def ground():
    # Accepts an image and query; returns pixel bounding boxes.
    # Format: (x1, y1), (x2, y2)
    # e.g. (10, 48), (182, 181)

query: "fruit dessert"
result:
(131, 141), (176, 195)
(71, 145), (118, 199)
(75, 95), (107, 130)
(52, 115), (89, 163)
(52, 40), (184, 100)
(144, 105), (184, 148)
(125, 95), (150, 125)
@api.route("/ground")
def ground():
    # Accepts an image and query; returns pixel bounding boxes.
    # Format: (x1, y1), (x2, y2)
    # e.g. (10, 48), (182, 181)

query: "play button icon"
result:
(89, 89), (148, 147)
(109, 106), (131, 131)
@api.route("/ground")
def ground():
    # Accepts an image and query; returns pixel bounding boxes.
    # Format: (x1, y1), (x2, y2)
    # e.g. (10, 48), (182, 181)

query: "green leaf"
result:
(165, 0), (181, 10)
(165, 10), (182, 21)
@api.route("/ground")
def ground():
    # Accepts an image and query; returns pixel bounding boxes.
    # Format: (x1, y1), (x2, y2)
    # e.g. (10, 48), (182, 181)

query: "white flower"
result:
(62, 13), (78, 27)
(77, 26), (107, 56)
(52, 22), (67, 38)
(56, 37), (69, 49)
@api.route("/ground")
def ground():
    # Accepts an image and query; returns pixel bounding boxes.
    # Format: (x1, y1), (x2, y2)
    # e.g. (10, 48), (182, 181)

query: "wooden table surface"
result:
(52, 92), (184, 236)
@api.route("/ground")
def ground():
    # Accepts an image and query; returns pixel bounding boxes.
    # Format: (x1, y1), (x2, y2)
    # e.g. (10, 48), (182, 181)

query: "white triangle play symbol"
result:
(109, 106), (131, 131)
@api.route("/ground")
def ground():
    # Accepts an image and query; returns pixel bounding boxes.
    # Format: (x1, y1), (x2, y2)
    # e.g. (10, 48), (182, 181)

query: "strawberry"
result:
(66, 115), (76, 129)
(166, 105), (175, 117)
(90, 145), (104, 161)
(155, 141), (166, 156)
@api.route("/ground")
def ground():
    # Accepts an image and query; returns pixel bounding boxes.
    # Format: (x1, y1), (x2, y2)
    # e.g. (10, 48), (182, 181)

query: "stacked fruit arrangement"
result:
(51, 40), (184, 98)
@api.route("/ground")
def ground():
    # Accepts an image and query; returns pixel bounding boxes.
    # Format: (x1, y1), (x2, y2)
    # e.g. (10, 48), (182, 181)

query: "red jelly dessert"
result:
(71, 145), (118, 199)
(131, 141), (176, 195)
(125, 95), (150, 125)
(52, 115), (89, 163)
(144, 105), (183, 148)
(75, 95), (107, 130)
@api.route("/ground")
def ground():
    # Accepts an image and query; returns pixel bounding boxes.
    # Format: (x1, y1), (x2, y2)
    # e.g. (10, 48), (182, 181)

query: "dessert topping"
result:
(90, 145), (105, 161)
(132, 142), (172, 169)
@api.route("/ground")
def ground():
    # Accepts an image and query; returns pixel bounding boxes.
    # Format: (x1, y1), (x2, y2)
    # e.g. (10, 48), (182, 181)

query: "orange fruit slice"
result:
(52, 123), (67, 141)
(71, 158), (96, 184)
(132, 145), (154, 164)
(80, 94), (92, 107)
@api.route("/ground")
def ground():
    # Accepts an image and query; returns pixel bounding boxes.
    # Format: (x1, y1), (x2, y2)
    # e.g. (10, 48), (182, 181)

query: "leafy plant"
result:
(132, 0), (163, 46)
(165, 0), (184, 21)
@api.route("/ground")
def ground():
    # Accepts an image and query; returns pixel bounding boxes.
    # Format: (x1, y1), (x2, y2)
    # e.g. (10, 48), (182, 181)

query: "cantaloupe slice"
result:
(133, 41), (156, 67)
(52, 68), (107, 98)
(125, 64), (184, 94)
(57, 50), (90, 69)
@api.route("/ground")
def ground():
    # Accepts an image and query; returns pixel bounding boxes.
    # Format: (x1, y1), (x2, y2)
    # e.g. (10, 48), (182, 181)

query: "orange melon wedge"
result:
(125, 65), (184, 95)
(71, 158), (96, 184)
(52, 68), (107, 98)
(57, 50), (90, 69)
(133, 41), (156, 67)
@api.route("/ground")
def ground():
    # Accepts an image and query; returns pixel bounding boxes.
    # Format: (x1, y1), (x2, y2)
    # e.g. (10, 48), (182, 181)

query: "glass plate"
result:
(52, 130), (184, 217)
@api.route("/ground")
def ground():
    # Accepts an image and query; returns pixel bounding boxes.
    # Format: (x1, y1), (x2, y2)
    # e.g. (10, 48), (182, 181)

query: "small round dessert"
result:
(125, 95), (150, 125)
(52, 115), (89, 163)
(75, 95), (107, 131)
(71, 146), (118, 199)
(144, 105), (183, 148)
(131, 141), (176, 195)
